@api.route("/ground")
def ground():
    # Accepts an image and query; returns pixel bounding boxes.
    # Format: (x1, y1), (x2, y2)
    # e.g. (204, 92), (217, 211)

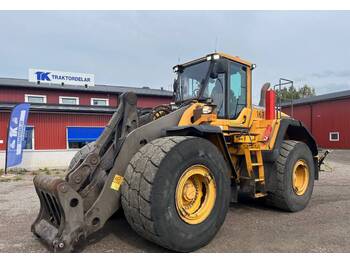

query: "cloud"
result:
(1, 10), (350, 97)
(314, 82), (350, 95)
(311, 70), (350, 78)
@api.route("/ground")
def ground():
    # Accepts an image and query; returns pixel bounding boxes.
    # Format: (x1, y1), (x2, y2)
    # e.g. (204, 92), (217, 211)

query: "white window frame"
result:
(59, 96), (80, 105)
(23, 126), (35, 151)
(25, 94), (47, 103)
(329, 132), (340, 142)
(90, 98), (109, 106)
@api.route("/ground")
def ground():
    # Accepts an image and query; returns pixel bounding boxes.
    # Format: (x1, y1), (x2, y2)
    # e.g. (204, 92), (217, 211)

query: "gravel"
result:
(0, 150), (349, 252)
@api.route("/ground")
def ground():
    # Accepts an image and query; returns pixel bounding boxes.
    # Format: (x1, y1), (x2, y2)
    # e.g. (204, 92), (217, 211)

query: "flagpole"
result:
(4, 107), (12, 176)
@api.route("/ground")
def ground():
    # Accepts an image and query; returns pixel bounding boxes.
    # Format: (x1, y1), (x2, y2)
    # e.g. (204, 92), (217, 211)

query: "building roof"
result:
(282, 89), (350, 107)
(0, 102), (155, 115)
(0, 102), (118, 114)
(0, 77), (173, 97)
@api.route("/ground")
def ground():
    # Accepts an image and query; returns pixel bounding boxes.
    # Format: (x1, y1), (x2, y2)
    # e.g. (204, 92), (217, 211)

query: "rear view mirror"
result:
(173, 79), (178, 93)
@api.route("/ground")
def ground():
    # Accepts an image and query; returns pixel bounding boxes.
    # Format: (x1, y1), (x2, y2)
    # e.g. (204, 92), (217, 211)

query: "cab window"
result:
(228, 62), (247, 119)
(203, 73), (226, 118)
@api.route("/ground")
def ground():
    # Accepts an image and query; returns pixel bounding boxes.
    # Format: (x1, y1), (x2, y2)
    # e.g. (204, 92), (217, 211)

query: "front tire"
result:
(121, 136), (231, 252)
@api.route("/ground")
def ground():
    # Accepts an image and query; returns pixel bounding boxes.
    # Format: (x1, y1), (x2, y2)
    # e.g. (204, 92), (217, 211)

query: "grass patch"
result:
(0, 175), (23, 182)
(29, 170), (39, 176)
(39, 167), (51, 175)
(7, 168), (28, 175)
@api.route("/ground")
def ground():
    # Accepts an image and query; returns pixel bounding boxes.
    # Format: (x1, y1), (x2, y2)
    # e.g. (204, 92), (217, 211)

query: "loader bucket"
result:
(31, 91), (188, 252)
(31, 175), (85, 252)
(31, 92), (139, 252)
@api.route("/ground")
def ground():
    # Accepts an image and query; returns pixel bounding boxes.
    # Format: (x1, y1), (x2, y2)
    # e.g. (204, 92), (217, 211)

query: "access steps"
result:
(243, 145), (267, 198)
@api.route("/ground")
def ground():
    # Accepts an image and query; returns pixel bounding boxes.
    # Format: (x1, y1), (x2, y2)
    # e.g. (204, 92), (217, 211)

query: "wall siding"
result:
(283, 98), (350, 149)
(0, 84), (172, 168)
(0, 111), (112, 150)
(0, 86), (172, 151)
(0, 86), (172, 107)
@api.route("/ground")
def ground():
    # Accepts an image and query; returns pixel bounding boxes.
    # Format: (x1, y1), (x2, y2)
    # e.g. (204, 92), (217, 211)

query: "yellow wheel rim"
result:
(175, 165), (216, 224)
(292, 160), (309, 196)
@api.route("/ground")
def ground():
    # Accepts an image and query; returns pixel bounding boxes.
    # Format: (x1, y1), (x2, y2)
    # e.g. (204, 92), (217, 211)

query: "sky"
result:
(1, 11), (350, 103)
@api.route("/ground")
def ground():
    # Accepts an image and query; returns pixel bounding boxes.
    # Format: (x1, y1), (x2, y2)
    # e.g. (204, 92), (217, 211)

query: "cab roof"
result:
(175, 52), (253, 69)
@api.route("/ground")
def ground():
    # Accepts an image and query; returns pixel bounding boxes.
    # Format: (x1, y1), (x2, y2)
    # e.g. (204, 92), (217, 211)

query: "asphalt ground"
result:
(0, 150), (349, 252)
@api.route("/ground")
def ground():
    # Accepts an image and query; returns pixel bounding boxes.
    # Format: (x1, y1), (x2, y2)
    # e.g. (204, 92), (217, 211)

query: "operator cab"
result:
(173, 53), (255, 120)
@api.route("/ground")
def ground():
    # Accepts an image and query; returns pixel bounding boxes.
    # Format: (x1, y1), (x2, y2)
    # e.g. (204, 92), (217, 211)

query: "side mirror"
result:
(173, 79), (178, 93)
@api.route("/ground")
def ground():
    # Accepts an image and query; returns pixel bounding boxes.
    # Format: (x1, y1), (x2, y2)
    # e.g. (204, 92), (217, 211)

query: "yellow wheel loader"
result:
(31, 53), (319, 252)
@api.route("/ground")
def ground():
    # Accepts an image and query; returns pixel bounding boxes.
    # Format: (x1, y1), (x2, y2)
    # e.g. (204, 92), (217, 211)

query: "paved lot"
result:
(1, 150), (350, 252)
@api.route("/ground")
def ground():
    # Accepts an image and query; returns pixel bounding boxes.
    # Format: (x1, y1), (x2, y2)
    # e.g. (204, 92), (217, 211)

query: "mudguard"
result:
(165, 125), (236, 177)
(263, 118), (319, 179)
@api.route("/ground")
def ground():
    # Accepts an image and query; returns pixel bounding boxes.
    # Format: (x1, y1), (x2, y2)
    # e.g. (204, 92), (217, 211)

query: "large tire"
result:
(68, 142), (96, 170)
(266, 140), (315, 212)
(121, 136), (231, 252)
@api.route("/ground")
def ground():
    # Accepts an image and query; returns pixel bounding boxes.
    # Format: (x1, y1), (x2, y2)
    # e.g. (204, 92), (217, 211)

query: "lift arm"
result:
(31, 92), (188, 252)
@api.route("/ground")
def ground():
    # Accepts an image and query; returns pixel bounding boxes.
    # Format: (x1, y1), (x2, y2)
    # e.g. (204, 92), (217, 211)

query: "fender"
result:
(264, 118), (319, 179)
(265, 118), (318, 158)
(165, 125), (236, 177)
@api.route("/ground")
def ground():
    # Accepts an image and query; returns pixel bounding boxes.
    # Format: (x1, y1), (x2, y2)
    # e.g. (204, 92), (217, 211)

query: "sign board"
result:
(29, 68), (95, 87)
(6, 103), (30, 170)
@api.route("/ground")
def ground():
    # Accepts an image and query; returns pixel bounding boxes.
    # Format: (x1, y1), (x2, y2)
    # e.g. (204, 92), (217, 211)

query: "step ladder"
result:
(243, 146), (267, 198)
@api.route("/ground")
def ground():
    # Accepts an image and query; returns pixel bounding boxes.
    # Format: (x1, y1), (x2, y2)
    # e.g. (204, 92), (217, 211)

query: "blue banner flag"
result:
(6, 103), (30, 169)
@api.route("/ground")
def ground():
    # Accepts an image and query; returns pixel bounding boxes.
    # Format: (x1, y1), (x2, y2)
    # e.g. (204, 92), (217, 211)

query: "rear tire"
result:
(121, 136), (231, 252)
(266, 140), (315, 212)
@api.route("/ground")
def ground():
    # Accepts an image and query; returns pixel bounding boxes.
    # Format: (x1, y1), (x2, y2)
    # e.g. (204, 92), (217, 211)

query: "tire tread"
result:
(266, 140), (299, 210)
(121, 136), (193, 247)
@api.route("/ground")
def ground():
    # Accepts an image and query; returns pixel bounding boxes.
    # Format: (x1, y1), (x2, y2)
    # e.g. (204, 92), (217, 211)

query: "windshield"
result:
(175, 61), (211, 102)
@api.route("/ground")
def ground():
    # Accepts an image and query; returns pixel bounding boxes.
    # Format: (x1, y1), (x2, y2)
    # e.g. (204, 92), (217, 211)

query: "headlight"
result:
(206, 55), (212, 61)
(213, 54), (220, 60)
(202, 105), (213, 114)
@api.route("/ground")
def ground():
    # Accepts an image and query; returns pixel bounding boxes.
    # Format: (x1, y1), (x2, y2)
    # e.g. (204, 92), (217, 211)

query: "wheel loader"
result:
(31, 52), (319, 252)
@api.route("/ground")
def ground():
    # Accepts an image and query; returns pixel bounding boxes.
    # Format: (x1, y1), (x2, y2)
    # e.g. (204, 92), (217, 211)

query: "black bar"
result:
(273, 78), (293, 119)
(4, 105), (13, 175)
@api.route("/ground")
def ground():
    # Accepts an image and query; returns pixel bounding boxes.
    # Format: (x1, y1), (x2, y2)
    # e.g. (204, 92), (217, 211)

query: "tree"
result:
(276, 84), (315, 102)
(298, 84), (316, 98)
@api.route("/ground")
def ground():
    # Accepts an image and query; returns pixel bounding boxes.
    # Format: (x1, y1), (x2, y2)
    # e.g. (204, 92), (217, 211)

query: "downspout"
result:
(310, 103), (313, 134)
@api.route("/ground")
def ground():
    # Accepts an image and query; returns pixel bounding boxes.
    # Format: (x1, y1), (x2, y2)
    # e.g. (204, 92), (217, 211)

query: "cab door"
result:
(227, 61), (248, 119)
(222, 61), (252, 128)
(203, 58), (252, 129)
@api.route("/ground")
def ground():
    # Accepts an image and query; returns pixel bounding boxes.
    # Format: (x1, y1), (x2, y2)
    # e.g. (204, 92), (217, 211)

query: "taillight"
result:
(263, 125), (273, 142)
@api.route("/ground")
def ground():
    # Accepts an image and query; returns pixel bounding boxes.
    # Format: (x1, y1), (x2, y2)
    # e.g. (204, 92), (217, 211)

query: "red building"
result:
(282, 90), (350, 149)
(0, 78), (172, 169)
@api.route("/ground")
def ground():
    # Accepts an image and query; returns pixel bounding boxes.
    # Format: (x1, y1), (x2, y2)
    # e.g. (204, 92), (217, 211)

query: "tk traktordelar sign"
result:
(29, 68), (95, 87)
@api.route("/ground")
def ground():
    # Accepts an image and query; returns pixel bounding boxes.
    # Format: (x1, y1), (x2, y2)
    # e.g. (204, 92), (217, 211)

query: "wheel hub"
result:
(183, 181), (197, 201)
(175, 165), (216, 224)
(292, 160), (309, 196)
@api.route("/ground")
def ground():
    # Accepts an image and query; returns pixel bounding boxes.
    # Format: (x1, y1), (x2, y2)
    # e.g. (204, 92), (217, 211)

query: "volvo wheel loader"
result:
(31, 53), (319, 252)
